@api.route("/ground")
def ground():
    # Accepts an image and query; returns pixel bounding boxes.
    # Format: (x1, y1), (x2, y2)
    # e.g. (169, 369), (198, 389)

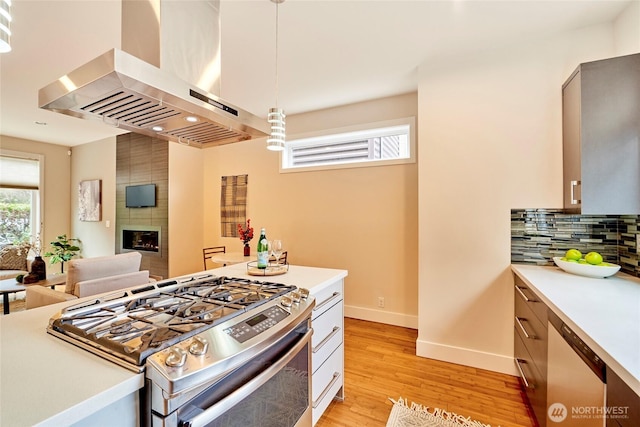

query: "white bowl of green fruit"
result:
(553, 249), (620, 278)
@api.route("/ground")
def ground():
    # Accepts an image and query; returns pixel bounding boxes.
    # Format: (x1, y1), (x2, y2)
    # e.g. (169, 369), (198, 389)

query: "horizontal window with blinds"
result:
(0, 151), (42, 245)
(282, 118), (414, 172)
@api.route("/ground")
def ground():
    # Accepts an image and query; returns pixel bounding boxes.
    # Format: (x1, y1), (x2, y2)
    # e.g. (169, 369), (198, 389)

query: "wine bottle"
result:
(256, 228), (269, 269)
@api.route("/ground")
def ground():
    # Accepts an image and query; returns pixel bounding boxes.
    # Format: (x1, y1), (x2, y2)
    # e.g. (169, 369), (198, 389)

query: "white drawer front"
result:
(312, 301), (343, 372)
(311, 280), (343, 320)
(312, 345), (344, 426)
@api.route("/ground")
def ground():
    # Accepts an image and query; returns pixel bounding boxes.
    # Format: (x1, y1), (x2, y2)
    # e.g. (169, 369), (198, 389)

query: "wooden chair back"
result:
(203, 246), (226, 270)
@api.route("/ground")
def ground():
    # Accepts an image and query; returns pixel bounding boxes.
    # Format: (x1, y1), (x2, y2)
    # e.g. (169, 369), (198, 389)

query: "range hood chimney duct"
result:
(38, 0), (268, 148)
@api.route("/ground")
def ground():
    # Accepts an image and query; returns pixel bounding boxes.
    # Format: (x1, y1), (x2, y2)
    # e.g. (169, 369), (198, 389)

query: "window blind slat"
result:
(0, 156), (39, 189)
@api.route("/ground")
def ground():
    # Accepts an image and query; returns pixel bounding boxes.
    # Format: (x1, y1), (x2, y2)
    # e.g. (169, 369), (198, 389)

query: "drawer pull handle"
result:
(514, 285), (537, 303)
(313, 326), (340, 354)
(515, 316), (536, 339)
(514, 358), (535, 389)
(313, 372), (341, 409)
(314, 292), (341, 312)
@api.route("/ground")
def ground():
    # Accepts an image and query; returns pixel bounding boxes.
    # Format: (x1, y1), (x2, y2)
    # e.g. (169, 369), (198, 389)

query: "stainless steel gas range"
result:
(47, 274), (315, 427)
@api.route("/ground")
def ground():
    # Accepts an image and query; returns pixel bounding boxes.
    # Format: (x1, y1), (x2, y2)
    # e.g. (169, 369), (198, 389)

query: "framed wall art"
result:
(220, 174), (248, 237)
(79, 179), (102, 221)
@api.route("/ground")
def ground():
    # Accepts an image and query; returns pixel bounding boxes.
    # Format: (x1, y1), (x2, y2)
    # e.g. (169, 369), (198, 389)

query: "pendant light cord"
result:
(274, 1), (280, 108)
(266, 0), (286, 151)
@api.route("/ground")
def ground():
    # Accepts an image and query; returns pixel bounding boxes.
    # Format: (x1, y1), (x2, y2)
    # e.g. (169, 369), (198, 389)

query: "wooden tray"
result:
(246, 262), (289, 276)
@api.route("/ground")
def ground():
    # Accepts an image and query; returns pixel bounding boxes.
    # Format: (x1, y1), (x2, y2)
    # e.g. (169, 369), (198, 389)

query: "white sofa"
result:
(0, 260), (31, 280)
(26, 252), (153, 309)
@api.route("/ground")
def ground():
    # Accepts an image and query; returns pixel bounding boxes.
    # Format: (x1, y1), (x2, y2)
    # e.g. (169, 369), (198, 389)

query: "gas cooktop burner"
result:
(47, 275), (297, 368)
(141, 327), (183, 348)
(109, 319), (133, 334)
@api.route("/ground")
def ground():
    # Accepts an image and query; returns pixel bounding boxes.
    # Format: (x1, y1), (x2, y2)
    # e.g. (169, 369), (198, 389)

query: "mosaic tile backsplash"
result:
(511, 209), (640, 277)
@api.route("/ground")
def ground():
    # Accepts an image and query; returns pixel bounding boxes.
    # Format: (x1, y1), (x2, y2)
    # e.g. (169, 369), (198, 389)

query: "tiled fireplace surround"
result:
(511, 209), (640, 278)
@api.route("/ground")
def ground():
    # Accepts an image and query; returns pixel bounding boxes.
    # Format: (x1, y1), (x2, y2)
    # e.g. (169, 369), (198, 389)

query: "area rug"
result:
(386, 397), (491, 427)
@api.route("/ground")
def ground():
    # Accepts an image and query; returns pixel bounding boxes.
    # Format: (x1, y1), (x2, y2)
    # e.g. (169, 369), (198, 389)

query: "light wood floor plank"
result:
(317, 318), (535, 427)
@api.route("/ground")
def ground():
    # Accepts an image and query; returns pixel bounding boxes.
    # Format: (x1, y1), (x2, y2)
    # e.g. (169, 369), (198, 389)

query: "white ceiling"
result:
(0, 0), (632, 147)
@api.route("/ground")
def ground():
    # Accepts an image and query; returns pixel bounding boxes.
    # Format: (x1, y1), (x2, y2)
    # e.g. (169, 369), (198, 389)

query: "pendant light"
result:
(266, 0), (285, 151)
(0, 0), (12, 53)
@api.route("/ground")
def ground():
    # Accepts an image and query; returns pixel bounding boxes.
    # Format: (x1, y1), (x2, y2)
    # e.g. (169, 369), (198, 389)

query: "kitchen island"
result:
(511, 264), (640, 397)
(0, 263), (347, 426)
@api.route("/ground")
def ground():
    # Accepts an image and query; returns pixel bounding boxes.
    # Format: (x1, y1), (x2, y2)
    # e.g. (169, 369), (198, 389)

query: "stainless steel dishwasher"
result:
(547, 311), (606, 427)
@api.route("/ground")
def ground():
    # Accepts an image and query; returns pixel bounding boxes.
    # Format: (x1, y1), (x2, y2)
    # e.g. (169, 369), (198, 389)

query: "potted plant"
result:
(44, 234), (81, 273)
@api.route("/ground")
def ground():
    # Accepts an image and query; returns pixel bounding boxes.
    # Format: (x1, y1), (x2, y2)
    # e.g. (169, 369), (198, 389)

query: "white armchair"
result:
(26, 252), (154, 309)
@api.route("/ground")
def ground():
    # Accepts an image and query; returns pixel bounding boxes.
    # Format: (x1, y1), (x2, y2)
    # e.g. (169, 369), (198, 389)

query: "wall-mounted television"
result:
(125, 184), (156, 208)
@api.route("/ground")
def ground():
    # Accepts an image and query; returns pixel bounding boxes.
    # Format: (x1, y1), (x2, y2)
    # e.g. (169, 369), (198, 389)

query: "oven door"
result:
(156, 318), (312, 427)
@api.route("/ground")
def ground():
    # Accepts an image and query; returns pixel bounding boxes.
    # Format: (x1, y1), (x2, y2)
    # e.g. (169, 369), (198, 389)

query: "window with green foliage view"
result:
(0, 189), (34, 244)
(0, 154), (41, 246)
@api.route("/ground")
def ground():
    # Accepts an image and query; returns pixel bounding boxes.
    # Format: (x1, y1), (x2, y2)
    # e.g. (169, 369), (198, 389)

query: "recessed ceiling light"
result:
(152, 125), (164, 132)
(185, 116), (198, 123)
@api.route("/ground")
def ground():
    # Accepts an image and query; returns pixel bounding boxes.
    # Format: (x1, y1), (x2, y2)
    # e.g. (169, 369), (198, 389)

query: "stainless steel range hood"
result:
(38, 48), (268, 148)
(38, 0), (268, 148)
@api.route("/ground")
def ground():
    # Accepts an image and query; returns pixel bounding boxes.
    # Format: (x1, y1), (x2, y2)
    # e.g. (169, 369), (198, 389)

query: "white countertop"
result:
(0, 264), (347, 426)
(205, 262), (348, 294)
(511, 264), (640, 396)
(0, 301), (144, 427)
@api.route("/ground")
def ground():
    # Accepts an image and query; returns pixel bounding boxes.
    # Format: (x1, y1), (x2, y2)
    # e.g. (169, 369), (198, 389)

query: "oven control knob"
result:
(298, 288), (310, 299)
(290, 292), (301, 303)
(280, 296), (293, 307)
(189, 336), (209, 356)
(165, 347), (187, 367)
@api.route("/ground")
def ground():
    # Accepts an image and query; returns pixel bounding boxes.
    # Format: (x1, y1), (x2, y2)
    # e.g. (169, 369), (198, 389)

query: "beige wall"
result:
(168, 143), (205, 277)
(417, 10), (639, 375)
(71, 137), (117, 259)
(0, 135), (71, 271)
(203, 93), (419, 327)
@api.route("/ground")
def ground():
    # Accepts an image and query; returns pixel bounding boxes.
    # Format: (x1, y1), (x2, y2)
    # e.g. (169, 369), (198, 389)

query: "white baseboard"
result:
(416, 338), (518, 376)
(344, 304), (418, 329)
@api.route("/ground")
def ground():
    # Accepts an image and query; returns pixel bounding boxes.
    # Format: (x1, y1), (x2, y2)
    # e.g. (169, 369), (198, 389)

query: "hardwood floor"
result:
(317, 318), (536, 427)
(2, 291), (26, 313)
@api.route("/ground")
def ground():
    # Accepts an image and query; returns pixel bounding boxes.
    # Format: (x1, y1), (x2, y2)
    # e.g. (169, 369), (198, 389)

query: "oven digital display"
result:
(246, 313), (267, 327)
(226, 305), (290, 343)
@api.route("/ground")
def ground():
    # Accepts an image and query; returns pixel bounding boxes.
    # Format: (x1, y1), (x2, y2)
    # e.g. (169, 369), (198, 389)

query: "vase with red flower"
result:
(238, 219), (254, 257)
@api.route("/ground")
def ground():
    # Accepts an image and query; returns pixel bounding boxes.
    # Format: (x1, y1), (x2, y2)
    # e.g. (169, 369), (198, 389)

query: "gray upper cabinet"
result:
(562, 53), (640, 214)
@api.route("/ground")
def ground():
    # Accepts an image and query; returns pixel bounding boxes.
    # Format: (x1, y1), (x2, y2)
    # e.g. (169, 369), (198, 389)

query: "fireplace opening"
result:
(121, 227), (160, 253)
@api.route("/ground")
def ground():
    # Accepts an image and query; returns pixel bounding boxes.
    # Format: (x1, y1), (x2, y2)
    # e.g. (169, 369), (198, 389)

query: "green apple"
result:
(578, 259), (588, 264)
(565, 249), (582, 261)
(585, 252), (603, 265)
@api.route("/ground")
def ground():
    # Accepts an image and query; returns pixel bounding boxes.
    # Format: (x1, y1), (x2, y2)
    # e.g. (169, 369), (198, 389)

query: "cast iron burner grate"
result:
(48, 276), (296, 367)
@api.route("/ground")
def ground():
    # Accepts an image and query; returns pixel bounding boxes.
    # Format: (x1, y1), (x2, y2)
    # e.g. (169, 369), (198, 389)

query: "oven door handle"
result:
(180, 329), (312, 427)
